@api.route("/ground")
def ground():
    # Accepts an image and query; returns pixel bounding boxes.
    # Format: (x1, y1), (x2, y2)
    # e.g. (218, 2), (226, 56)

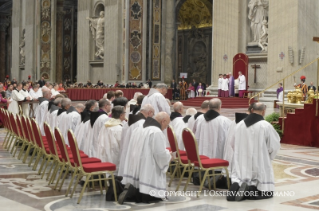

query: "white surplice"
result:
(96, 119), (123, 168)
(29, 88), (43, 114)
(194, 114), (232, 159)
(169, 117), (187, 150)
(89, 114), (110, 157)
(35, 100), (49, 135)
(47, 110), (58, 131)
(138, 125), (171, 197)
(126, 99), (136, 119)
(221, 78), (229, 91)
(51, 88), (60, 96)
(141, 88), (171, 115)
(118, 119), (145, 177)
(55, 111), (67, 129)
(218, 78), (223, 90)
(238, 75), (246, 91)
(59, 110), (81, 145)
(223, 120), (236, 174)
(20, 89), (33, 117)
(231, 120), (280, 191)
(76, 120), (91, 152)
(8, 90), (25, 115)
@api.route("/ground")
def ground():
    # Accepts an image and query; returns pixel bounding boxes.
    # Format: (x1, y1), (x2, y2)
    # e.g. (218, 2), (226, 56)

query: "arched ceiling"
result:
(178, 0), (212, 30)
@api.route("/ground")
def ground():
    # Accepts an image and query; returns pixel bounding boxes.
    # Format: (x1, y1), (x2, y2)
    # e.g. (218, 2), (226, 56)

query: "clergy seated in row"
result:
(96, 106), (126, 169)
(34, 89), (52, 135)
(227, 102), (280, 201)
(187, 100), (209, 133)
(8, 82), (31, 115)
(142, 83), (171, 115)
(45, 97), (64, 131)
(29, 84), (43, 115)
(88, 98), (112, 157)
(126, 92), (143, 119)
(56, 98), (72, 130)
(183, 108), (197, 127)
(130, 95), (145, 115)
(169, 102), (187, 150)
(119, 112), (172, 204)
(59, 103), (85, 145)
(75, 100), (99, 152)
(118, 104), (155, 177)
(194, 98), (232, 159)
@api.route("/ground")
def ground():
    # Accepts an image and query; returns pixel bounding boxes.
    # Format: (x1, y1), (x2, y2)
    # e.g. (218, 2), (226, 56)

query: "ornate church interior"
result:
(1, 0), (319, 210)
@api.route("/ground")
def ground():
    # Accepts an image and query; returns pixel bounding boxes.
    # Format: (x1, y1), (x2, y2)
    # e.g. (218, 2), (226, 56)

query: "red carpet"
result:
(181, 97), (254, 108)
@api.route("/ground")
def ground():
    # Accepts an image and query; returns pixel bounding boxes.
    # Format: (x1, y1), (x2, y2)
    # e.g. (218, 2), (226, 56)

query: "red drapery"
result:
(66, 88), (173, 101)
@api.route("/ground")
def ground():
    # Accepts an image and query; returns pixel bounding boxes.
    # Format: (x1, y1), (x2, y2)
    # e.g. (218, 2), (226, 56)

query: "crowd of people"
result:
(1, 76), (281, 204)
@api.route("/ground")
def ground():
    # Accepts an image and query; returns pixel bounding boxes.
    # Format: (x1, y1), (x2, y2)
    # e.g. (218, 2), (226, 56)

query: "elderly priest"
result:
(119, 112), (172, 204)
(169, 102), (187, 150)
(229, 102), (280, 201)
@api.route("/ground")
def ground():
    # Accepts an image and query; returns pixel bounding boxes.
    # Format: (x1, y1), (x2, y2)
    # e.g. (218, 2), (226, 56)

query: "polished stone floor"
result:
(1, 124), (319, 211)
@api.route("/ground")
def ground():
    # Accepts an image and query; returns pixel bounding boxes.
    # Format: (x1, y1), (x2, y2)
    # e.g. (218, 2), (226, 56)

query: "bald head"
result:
(201, 100), (209, 112)
(186, 108), (197, 116)
(209, 98), (222, 113)
(154, 112), (170, 131)
(251, 102), (267, 116)
(173, 102), (184, 114)
(139, 104), (155, 118)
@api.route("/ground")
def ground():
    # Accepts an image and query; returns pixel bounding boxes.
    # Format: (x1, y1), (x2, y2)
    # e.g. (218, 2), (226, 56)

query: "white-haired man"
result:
(35, 89), (52, 135)
(169, 102), (187, 150)
(183, 107), (197, 125)
(55, 98), (71, 129)
(194, 98), (232, 159)
(228, 102), (280, 201)
(118, 104), (155, 177)
(187, 100), (209, 132)
(141, 83), (171, 115)
(119, 112), (172, 204)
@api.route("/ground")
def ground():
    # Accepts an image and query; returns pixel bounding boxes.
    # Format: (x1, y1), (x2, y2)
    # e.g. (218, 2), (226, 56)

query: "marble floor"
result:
(1, 124), (319, 211)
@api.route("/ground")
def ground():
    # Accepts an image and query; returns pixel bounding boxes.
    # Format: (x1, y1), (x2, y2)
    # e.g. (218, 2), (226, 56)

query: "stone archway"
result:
(175, 0), (212, 85)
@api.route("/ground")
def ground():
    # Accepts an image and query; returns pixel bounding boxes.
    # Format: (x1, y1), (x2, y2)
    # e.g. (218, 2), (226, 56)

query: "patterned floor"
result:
(1, 122), (319, 211)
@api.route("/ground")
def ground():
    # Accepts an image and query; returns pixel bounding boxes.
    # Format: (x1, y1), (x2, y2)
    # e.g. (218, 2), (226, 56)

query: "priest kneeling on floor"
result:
(119, 112), (173, 204)
(228, 102), (280, 201)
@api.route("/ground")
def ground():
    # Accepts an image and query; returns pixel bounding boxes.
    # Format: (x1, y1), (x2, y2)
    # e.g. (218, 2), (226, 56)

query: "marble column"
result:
(56, 8), (64, 82)
(163, 0), (176, 84)
(11, 0), (21, 80)
(25, 0), (36, 81)
(0, 17), (9, 79)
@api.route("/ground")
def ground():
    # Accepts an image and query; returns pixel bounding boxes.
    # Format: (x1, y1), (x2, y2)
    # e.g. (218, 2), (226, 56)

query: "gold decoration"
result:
(178, 0), (212, 30)
(130, 65), (141, 79)
(306, 88), (315, 104)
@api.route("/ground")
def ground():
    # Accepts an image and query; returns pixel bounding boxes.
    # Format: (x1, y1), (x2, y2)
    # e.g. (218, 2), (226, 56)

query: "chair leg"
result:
(11, 138), (20, 155)
(66, 170), (77, 197)
(98, 174), (103, 194)
(6, 135), (14, 151)
(111, 173), (117, 202)
(212, 170), (216, 190)
(168, 162), (178, 187)
(58, 165), (69, 191)
(183, 166), (194, 191)
(40, 159), (50, 178)
(17, 142), (26, 160)
(49, 162), (60, 184)
(4, 134), (12, 149)
(28, 147), (37, 167)
(53, 163), (65, 189)
(22, 144), (32, 163)
(46, 160), (56, 181)
(2, 132), (8, 147)
(225, 167), (230, 190)
(176, 165), (188, 191)
(77, 174), (91, 204)
(33, 151), (43, 171)
(70, 173), (82, 198)
(198, 170), (209, 197)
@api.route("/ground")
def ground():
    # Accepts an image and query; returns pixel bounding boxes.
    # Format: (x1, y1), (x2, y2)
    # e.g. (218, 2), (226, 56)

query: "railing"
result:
(248, 57), (319, 134)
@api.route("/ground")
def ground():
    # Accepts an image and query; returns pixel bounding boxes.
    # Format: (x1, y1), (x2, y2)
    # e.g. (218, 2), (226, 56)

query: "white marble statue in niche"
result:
(87, 11), (105, 59)
(248, 0), (268, 45)
(258, 20), (268, 52)
(19, 29), (26, 65)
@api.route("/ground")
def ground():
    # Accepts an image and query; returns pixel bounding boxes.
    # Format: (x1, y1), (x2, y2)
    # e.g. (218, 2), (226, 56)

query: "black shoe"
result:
(118, 183), (135, 205)
(227, 182), (240, 201)
(235, 182), (249, 201)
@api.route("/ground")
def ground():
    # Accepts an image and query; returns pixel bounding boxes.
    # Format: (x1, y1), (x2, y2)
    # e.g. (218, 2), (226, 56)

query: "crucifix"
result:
(251, 64), (260, 83)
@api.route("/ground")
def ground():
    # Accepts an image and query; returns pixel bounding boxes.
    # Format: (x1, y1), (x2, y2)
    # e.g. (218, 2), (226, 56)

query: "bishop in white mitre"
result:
(194, 98), (232, 159)
(118, 104), (154, 177)
(59, 104), (84, 145)
(229, 103), (280, 201)
(119, 112), (172, 204)
(141, 83), (171, 115)
(187, 100), (209, 133)
(96, 106), (126, 169)
(8, 83), (30, 115)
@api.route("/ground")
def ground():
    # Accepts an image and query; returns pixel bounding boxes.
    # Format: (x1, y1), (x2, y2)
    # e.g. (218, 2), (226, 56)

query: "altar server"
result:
(35, 90), (52, 135)
(29, 84), (43, 114)
(194, 98), (232, 159)
(141, 83), (171, 115)
(20, 82), (33, 117)
(56, 98), (71, 129)
(8, 83), (31, 115)
(119, 112), (172, 204)
(89, 99), (112, 157)
(187, 100), (209, 132)
(59, 103), (85, 145)
(238, 71), (246, 98)
(229, 102), (280, 201)
(218, 74), (223, 97)
(169, 102), (187, 150)
(221, 74), (229, 97)
(118, 104), (155, 177)
(96, 106), (126, 167)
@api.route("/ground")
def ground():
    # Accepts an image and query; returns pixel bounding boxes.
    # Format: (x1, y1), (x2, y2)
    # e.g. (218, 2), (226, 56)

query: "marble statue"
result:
(258, 20), (268, 52)
(248, 0), (268, 45)
(19, 29), (25, 65)
(87, 11), (105, 59)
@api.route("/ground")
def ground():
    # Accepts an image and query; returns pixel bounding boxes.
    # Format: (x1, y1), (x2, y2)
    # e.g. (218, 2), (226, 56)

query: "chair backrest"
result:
(31, 119), (45, 149)
(17, 115), (28, 141)
(9, 113), (19, 137)
(54, 128), (70, 163)
(21, 116), (32, 144)
(167, 125), (178, 152)
(5, 111), (13, 133)
(182, 128), (201, 164)
(25, 118), (36, 145)
(67, 130), (83, 168)
(43, 122), (59, 157)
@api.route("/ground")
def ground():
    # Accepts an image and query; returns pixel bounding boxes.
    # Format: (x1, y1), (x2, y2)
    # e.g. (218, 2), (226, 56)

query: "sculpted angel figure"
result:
(87, 11), (105, 59)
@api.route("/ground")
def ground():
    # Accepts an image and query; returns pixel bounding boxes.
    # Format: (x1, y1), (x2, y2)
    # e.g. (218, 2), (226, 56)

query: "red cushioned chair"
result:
(54, 127), (101, 193)
(166, 125), (188, 187)
(178, 128), (230, 196)
(17, 116), (36, 163)
(67, 129), (118, 204)
(1, 109), (11, 148)
(11, 115), (25, 157)
(2, 110), (14, 150)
